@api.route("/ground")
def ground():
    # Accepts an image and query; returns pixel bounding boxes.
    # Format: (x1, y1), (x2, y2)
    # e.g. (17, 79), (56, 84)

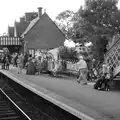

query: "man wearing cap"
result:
(77, 56), (88, 85)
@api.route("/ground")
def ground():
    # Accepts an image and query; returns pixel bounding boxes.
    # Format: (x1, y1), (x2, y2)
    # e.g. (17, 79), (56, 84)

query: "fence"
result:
(66, 61), (79, 72)
(65, 61), (102, 80)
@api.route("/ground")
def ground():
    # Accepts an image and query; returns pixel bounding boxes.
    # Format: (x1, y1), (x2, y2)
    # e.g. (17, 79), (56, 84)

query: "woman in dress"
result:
(26, 54), (36, 75)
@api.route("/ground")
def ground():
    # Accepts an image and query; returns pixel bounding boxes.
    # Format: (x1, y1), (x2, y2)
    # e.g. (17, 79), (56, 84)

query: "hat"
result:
(79, 56), (83, 60)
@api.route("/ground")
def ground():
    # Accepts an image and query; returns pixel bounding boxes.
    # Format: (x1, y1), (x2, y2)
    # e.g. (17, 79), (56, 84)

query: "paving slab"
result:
(0, 66), (120, 120)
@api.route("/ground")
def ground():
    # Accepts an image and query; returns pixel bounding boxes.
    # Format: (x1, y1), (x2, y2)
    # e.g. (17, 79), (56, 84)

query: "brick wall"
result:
(24, 14), (65, 52)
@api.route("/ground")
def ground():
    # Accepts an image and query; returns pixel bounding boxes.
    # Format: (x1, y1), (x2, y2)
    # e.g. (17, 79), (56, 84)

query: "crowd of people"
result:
(8, 52), (49, 75)
(0, 49), (113, 91)
(1, 52), (27, 73)
(11, 52), (37, 75)
(1, 53), (10, 70)
(76, 56), (113, 90)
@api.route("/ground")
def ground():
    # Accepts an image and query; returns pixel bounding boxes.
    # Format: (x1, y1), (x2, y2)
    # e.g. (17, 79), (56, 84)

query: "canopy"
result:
(48, 48), (59, 61)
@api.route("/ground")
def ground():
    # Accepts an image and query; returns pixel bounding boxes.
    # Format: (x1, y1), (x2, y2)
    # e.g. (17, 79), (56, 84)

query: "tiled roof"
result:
(21, 17), (39, 38)
(15, 22), (29, 37)
(21, 13), (65, 38)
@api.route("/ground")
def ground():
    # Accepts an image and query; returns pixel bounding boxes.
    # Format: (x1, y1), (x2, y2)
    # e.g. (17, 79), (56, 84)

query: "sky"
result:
(0, 0), (85, 35)
(0, 0), (120, 36)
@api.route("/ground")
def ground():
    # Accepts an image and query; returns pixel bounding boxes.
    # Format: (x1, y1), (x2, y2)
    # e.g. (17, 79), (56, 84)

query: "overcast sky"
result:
(0, 0), (120, 35)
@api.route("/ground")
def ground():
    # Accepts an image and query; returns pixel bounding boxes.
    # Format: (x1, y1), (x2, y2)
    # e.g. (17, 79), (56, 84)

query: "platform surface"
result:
(1, 66), (120, 120)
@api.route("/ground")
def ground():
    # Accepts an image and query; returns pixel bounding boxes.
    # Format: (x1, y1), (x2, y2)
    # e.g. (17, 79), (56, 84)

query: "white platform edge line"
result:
(0, 70), (95, 120)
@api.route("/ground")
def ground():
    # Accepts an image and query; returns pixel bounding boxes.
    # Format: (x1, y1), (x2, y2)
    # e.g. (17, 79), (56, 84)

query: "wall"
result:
(24, 14), (65, 53)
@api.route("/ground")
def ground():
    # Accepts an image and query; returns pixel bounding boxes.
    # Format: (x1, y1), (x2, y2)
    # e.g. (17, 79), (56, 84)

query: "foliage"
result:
(72, 0), (119, 62)
(58, 46), (78, 61)
(55, 0), (120, 62)
(55, 10), (75, 38)
(81, 0), (118, 34)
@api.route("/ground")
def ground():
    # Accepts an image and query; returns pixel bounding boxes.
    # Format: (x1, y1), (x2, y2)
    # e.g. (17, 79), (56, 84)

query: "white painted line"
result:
(0, 70), (95, 120)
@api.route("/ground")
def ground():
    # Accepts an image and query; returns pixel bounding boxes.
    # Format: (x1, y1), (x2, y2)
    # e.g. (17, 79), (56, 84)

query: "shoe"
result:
(77, 80), (80, 83)
(83, 83), (87, 85)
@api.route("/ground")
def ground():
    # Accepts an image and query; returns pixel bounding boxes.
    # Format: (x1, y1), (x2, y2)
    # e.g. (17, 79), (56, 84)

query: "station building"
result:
(0, 7), (65, 55)
(21, 7), (65, 57)
(0, 12), (38, 53)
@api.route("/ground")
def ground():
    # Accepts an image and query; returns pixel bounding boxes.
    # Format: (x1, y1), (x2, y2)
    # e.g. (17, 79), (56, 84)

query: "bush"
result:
(58, 46), (78, 62)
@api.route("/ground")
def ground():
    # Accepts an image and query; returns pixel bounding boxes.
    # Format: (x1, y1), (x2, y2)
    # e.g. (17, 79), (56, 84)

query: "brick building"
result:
(21, 7), (65, 57)
(2, 12), (38, 53)
(8, 12), (38, 37)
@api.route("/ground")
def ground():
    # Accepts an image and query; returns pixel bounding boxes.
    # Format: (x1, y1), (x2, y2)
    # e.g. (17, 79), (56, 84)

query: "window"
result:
(29, 49), (35, 57)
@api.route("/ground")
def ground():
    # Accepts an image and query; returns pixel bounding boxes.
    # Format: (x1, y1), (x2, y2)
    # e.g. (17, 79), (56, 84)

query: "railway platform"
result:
(0, 66), (120, 120)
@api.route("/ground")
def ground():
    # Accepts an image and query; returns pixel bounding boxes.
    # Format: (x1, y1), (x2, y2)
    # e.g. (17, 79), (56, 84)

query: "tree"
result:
(58, 46), (78, 61)
(111, 10), (120, 33)
(73, 0), (119, 62)
(55, 10), (75, 38)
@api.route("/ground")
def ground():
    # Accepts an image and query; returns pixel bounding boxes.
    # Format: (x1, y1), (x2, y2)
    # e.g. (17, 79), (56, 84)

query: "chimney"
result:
(20, 17), (25, 23)
(38, 7), (42, 18)
(25, 13), (31, 22)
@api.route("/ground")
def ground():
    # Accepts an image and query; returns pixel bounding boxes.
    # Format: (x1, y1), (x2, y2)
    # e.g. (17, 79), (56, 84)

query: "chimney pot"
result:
(38, 7), (42, 18)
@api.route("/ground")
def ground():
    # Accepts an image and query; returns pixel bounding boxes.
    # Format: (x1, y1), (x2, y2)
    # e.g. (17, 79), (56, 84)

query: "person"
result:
(5, 56), (10, 70)
(26, 54), (36, 75)
(14, 53), (18, 67)
(17, 53), (24, 74)
(51, 59), (63, 77)
(1, 53), (5, 69)
(23, 52), (28, 68)
(93, 62), (110, 90)
(47, 56), (55, 75)
(86, 59), (96, 81)
(77, 56), (88, 85)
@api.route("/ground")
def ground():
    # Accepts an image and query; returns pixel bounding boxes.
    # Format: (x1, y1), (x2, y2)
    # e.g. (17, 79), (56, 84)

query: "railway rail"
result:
(0, 88), (31, 120)
(0, 83), (53, 120)
(0, 74), (81, 120)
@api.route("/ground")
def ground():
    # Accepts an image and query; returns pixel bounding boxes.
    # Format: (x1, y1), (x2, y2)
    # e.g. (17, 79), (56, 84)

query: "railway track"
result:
(0, 83), (53, 120)
(0, 88), (31, 120)
(0, 78), (80, 120)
